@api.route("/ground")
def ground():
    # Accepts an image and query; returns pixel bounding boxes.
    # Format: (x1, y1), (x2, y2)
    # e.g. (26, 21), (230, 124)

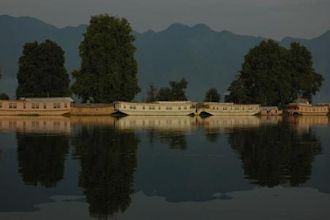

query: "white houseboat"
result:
(113, 101), (195, 116)
(0, 97), (73, 116)
(198, 102), (260, 116)
(287, 98), (329, 116)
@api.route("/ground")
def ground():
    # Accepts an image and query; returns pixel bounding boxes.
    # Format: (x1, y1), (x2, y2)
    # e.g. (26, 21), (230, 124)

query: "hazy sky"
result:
(0, 0), (329, 39)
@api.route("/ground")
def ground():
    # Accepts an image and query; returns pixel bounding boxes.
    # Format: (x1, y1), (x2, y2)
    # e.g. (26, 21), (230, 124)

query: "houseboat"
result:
(113, 101), (195, 116)
(198, 102), (260, 116)
(260, 106), (283, 116)
(287, 98), (329, 116)
(0, 97), (73, 116)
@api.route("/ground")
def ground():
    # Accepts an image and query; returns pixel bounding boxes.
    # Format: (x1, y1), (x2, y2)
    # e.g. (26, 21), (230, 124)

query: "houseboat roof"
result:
(19, 97), (73, 102)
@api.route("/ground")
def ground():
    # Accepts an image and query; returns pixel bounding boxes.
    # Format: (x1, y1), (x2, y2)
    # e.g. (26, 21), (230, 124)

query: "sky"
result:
(0, 0), (329, 39)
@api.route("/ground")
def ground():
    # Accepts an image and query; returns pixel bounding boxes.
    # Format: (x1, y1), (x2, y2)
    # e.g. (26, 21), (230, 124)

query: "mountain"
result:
(0, 15), (329, 101)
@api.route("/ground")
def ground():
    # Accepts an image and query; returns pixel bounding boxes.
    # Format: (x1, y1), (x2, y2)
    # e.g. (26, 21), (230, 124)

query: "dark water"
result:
(0, 116), (329, 220)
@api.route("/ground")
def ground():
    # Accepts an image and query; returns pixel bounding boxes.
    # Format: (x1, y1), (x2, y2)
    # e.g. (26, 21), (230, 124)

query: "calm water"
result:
(0, 116), (330, 220)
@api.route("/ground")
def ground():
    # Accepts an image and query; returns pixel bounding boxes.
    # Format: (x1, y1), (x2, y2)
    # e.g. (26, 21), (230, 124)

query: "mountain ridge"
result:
(0, 15), (329, 101)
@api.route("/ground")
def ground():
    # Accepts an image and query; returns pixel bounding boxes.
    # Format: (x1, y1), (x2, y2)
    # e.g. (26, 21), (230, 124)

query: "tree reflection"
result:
(72, 126), (138, 219)
(16, 133), (69, 187)
(147, 130), (187, 150)
(229, 123), (322, 187)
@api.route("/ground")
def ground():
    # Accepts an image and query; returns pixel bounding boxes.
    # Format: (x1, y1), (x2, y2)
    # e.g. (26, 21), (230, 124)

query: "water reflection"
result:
(116, 116), (195, 131)
(0, 116), (71, 134)
(16, 133), (69, 187)
(228, 122), (322, 187)
(71, 125), (139, 219)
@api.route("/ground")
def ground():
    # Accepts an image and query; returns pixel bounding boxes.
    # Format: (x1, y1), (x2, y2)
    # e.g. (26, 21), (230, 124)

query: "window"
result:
(129, 105), (136, 110)
(9, 103), (17, 109)
(23, 103), (26, 109)
(53, 103), (60, 109)
(64, 103), (68, 108)
(44, 104), (47, 109)
(166, 106), (172, 110)
(0, 102), (2, 108)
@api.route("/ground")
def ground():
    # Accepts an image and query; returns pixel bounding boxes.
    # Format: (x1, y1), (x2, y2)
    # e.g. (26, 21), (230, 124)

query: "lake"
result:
(0, 115), (329, 219)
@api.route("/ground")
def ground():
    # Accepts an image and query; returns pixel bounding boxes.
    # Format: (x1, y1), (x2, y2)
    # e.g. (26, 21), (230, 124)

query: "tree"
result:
(71, 14), (140, 103)
(16, 40), (70, 98)
(204, 88), (220, 102)
(156, 87), (172, 101)
(0, 93), (9, 100)
(146, 83), (158, 102)
(169, 78), (188, 101)
(226, 40), (323, 106)
(156, 78), (188, 101)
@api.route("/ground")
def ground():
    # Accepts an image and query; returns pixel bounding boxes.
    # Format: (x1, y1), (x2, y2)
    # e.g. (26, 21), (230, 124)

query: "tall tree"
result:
(226, 40), (323, 106)
(71, 14), (140, 103)
(16, 40), (70, 98)
(204, 88), (221, 102)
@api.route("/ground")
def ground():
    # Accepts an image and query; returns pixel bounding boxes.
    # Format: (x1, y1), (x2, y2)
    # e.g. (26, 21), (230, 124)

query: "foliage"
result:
(146, 83), (158, 102)
(16, 40), (70, 98)
(226, 40), (324, 105)
(204, 88), (221, 102)
(156, 78), (188, 101)
(0, 93), (9, 100)
(71, 14), (140, 103)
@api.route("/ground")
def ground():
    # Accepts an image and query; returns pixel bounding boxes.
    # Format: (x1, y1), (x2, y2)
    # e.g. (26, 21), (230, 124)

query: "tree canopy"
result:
(16, 40), (70, 98)
(71, 14), (140, 103)
(226, 40), (323, 106)
(204, 88), (220, 102)
(156, 78), (188, 101)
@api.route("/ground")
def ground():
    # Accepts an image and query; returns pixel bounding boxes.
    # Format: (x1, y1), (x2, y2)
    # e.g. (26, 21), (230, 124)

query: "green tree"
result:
(146, 83), (158, 102)
(156, 87), (172, 101)
(169, 78), (188, 101)
(156, 78), (188, 101)
(226, 40), (323, 106)
(72, 14), (140, 103)
(16, 40), (70, 98)
(204, 88), (221, 102)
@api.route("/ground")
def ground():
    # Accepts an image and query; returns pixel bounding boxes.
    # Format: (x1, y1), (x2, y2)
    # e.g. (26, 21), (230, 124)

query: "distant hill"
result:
(0, 15), (329, 101)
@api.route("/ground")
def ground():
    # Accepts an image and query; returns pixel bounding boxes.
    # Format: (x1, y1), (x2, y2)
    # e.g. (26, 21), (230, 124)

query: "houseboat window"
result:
(44, 104), (47, 109)
(184, 107), (187, 110)
(53, 103), (60, 109)
(64, 103), (68, 108)
(149, 106), (155, 110)
(23, 103), (26, 109)
(166, 106), (172, 110)
(159, 106), (161, 110)
(0, 102), (2, 108)
(223, 107), (227, 110)
(178, 107), (181, 110)
(9, 103), (17, 109)
(142, 106), (145, 110)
